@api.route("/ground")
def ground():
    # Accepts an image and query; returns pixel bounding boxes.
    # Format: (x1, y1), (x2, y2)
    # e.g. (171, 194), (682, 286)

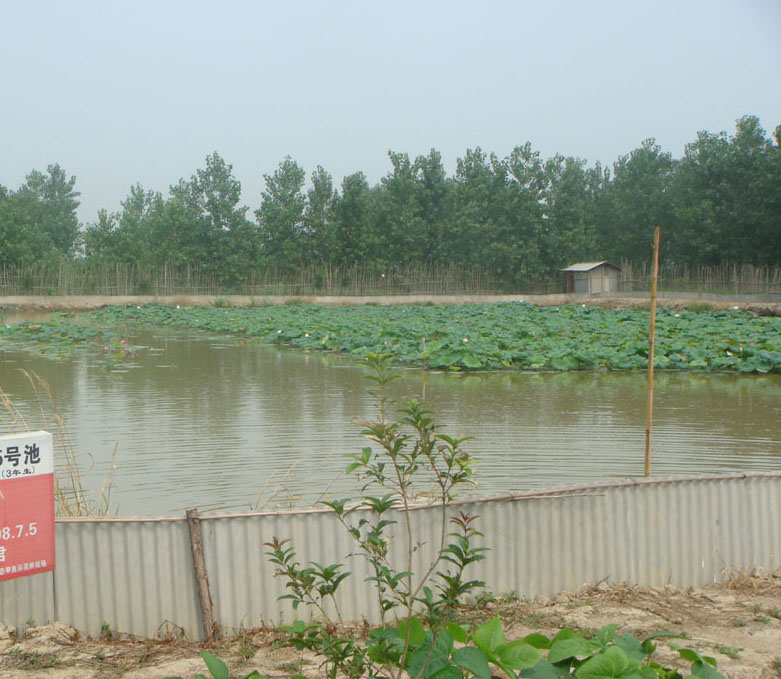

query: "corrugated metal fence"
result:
(2, 472), (779, 640)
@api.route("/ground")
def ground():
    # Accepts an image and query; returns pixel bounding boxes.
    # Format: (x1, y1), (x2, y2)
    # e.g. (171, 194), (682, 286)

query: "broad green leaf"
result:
(522, 633), (552, 649)
(551, 355), (579, 370)
(495, 640), (541, 669)
(548, 636), (593, 664)
(691, 659), (724, 679)
(653, 354), (671, 367)
(550, 628), (578, 643)
(399, 616), (426, 646)
(520, 659), (569, 678)
(625, 668), (656, 679)
(446, 621), (468, 644)
(435, 629), (455, 655)
(472, 618), (505, 653)
(461, 352), (484, 369)
(370, 625), (400, 640)
(593, 624), (618, 647)
(200, 651), (230, 679)
(429, 666), (463, 679)
(429, 351), (458, 367)
(672, 646), (700, 663)
(452, 646), (491, 679)
(574, 646), (630, 679)
(613, 632), (645, 662)
(425, 340), (444, 353)
(406, 648), (450, 679)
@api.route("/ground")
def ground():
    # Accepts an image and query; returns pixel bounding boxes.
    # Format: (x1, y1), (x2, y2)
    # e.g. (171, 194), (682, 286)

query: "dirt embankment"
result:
(2, 294), (780, 316)
(1, 577), (779, 679)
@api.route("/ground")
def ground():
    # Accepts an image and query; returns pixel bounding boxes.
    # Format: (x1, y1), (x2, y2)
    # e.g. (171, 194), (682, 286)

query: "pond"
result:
(1, 329), (779, 517)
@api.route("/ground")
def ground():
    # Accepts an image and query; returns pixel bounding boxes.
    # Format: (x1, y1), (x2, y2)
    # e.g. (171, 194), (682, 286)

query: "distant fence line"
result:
(621, 261), (781, 296)
(1, 473), (779, 640)
(0, 262), (557, 297)
(1, 261), (778, 298)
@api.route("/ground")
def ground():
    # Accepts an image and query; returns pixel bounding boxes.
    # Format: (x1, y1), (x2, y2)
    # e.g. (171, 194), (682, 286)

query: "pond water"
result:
(1, 329), (779, 517)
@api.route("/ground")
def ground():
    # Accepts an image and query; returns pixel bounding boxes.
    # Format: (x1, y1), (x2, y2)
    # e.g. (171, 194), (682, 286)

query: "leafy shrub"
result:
(264, 354), (725, 678)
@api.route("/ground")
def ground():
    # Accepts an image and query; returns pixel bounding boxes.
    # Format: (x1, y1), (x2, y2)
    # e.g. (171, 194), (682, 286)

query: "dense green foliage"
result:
(0, 164), (80, 266)
(1, 116), (778, 289)
(91, 302), (781, 373)
(4, 303), (778, 374)
(0, 314), (118, 353)
(169, 626), (724, 679)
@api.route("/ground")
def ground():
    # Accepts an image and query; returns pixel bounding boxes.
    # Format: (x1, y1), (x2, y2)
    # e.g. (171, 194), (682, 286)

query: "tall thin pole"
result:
(645, 227), (661, 476)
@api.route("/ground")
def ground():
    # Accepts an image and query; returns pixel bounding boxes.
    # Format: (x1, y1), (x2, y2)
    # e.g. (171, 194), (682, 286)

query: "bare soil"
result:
(1, 576), (779, 679)
(1, 294), (780, 316)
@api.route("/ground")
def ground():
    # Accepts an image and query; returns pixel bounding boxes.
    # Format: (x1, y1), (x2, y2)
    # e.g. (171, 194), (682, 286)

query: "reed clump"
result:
(0, 370), (116, 517)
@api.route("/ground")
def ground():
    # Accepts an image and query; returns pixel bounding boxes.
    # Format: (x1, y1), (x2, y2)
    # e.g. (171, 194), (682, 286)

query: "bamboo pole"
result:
(186, 508), (220, 641)
(645, 227), (661, 476)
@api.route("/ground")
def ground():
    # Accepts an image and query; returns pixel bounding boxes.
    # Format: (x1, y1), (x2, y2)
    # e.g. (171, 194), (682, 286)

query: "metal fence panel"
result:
(1, 473), (779, 639)
(0, 571), (54, 635)
(469, 475), (781, 595)
(199, 473), (781, 633)
(205, 509), (383, 630)
(52, 519), (201, 639)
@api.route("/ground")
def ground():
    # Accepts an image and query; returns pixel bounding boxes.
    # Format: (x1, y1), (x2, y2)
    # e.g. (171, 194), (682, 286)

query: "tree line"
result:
(1, 115), (778, 288)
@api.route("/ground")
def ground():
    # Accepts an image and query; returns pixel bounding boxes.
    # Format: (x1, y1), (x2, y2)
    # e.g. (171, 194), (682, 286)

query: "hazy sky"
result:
(2, 0), (779, 223)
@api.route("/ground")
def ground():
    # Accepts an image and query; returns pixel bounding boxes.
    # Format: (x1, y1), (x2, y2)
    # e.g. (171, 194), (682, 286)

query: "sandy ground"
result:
(1, 576), (779, 679)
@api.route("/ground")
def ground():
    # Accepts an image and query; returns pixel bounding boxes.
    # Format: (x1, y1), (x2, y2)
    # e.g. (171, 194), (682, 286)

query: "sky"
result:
(1, 0), (780, 223)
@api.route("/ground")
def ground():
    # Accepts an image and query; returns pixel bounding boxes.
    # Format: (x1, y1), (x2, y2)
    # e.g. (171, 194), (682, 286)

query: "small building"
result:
(561, 261), (621, 295)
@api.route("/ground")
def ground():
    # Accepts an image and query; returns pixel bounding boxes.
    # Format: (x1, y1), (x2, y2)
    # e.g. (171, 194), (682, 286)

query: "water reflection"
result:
(1, 330), (779, 517)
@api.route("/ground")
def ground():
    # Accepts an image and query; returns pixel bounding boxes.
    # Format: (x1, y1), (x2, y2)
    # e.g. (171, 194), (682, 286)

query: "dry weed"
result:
(0, 370), (116, 517)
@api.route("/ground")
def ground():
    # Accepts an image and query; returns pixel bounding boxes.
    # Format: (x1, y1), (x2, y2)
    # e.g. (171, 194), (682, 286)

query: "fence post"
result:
(186, 508), (220, 641)
(645, 227), (661, 476)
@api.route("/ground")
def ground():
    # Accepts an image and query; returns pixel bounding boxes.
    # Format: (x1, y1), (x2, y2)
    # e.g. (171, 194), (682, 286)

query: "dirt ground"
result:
(1, 576), (779, 679)
(1, 294), (780, 317)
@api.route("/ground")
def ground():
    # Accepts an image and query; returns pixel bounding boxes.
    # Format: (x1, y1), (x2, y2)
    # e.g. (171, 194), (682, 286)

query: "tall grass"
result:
(0, 371), (116, 517)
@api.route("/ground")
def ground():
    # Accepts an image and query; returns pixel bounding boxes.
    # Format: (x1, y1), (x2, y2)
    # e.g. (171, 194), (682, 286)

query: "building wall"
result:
(568, 266), (620, 294)
(573, 272), (590, 293)
(588, 267), (619, 294)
